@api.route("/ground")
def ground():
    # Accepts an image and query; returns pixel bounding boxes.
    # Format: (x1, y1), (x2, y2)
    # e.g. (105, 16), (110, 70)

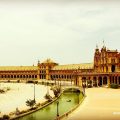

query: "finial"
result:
(38, 60), (40, 64)
(103, 39), (105, 47)
(96, 44), (98, 49)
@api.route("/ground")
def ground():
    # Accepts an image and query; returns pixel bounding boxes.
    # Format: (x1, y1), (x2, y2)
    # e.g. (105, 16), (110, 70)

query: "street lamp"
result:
(71, 73), (72, 86)
(56, 101), (59, 119)
(60, 76), (61, 88)
(55, 78), (56, 85)
(71, 71), (74, 86)
(83, 82), (85, 96)
(33, 82), (36, 103)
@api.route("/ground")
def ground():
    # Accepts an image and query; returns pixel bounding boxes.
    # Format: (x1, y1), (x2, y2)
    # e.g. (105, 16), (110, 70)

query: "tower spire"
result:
(96, 44), (98, 49)
(103, 39), (105, 47)
(38, 60), (40, 64)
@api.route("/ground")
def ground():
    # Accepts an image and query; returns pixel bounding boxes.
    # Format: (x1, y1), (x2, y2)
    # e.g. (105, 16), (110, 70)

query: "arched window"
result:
(111, 65), (115, 72)
(11, 75), (13, 78)
(103, 76), (107, 85)
(32, 75), (34, 78)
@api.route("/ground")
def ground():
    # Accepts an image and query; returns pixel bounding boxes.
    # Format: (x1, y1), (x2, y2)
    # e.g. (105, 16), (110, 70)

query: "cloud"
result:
(0, 1), (120, 65)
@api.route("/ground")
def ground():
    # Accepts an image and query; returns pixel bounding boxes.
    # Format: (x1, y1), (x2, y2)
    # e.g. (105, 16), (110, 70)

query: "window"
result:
(111, 59), (115, 63)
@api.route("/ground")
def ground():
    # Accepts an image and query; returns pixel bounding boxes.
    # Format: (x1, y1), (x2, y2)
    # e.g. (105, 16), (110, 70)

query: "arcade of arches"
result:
(74, 75), (120, 87)
(0, 46), (120, 88)
(0, 74), (37, 80)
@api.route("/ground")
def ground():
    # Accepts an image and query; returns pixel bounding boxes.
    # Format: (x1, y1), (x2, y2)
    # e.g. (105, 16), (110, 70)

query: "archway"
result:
(17, 75), (19, 78)
(32, 75), (34, 79)
(115, 76), (117, 84)
(23, 75), (25, 78)
(82, 77), (86, 87)
(98, 77), (102, 86)
(103, 76), (107, 85)
(119, 77), (120, 85)
(14, 75), (16, 78)
(93, 77), (97, 87)
(87, 80), (92, 88)
(8, 75), (10, 78)
(111, 65), (115, 72)
(11, 75), (13, 78)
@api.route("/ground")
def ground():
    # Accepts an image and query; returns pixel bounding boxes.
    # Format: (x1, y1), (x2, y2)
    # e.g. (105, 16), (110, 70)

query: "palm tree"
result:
(26, 99), (36, 109)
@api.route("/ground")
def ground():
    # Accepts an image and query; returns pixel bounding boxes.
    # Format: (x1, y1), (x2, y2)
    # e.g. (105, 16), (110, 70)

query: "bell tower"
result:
(94, 45), (100, 72)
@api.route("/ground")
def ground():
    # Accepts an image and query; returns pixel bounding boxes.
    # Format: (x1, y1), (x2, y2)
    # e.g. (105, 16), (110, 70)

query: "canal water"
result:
(17, 92), (83, 120)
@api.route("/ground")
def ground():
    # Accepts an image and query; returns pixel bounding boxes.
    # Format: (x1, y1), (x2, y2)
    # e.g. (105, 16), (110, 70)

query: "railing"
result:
(55, 93), (86, 120)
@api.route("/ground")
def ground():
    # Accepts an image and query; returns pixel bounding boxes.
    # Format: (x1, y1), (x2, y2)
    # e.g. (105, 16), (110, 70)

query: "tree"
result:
(44, 93), (52, 102)
(26, 99), (36, 109)
(2, 115), (10, 120)
(52, 86), (61, 97)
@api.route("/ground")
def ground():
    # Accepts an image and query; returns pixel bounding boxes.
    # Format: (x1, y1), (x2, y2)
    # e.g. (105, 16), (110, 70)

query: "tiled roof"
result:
(0, 66), (38, 71)
(52, 63), (93, 70)
(107, 50), (117, 52)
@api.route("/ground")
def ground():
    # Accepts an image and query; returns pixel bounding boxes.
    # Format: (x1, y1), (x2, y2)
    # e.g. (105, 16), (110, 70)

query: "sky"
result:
(0, 0), (120, 66)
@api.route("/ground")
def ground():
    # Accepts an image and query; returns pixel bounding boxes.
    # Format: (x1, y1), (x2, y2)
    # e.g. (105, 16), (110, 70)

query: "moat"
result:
(17, 92), (83, 120)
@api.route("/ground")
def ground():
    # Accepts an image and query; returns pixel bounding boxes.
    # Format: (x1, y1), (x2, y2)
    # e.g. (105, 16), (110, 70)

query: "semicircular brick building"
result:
(0, 45), (120, 87)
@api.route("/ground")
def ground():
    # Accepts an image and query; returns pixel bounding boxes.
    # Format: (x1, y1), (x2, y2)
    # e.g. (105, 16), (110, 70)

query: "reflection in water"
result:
(17, 92), (83, 120)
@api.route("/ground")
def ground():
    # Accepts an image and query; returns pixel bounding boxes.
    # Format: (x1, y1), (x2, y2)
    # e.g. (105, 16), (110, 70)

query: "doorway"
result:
(111, 65), (115, 72)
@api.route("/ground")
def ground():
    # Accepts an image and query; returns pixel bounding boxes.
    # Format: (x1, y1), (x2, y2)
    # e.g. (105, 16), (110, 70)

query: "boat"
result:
(66, 100), (71, 102)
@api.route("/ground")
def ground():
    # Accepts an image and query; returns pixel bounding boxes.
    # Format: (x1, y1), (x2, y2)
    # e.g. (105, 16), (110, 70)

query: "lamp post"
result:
(71, 72), (72, 86)
(60, 76), (61, 88)
(83, 82), (85, 96)
(56, 101), (59, 119)
(71, 71), (74, 86)
(55, 78), (56, 85)
(74, 69), (78, 86)
(33, 82), (36, 103)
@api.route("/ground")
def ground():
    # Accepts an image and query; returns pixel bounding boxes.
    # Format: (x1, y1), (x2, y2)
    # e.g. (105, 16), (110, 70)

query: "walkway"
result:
(0, 83), (54, 115)
(63, 87), (120, 120)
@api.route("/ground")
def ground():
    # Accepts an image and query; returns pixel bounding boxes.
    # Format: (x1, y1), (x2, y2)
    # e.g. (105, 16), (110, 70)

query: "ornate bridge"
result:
(61, 85), (82, 92)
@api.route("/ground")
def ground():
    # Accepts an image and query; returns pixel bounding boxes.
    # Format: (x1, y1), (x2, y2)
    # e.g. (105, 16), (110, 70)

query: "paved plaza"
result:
(0, 83), (54, 115)
(64, 87), (120, 120)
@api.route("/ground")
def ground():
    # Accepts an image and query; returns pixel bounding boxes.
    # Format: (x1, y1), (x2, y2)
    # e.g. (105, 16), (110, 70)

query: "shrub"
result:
(7, 80), (10, 83)
(2, 114), (10, 120)
(87, 84), (92, 88)
(26, 99), (36, 108)
(0, 117), (3, 120)
(27, 81), (34, 83)
(17, 80), (20, 83)
(6, 87), (10, 91)
(35, 103), (41, 107)
(52, 86), (61, 97)
(41, 81), (44, 85)
(19, 110), (26, 114)
(35, 81), (38, 84)
(44, 93), (52, 102)
(110, 83), (119, 89)
(0, 89), (5, 93)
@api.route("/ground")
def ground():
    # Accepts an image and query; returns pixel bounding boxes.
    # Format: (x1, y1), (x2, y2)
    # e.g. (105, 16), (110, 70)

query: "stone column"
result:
(79, 77), (82, 87)
(77, 77), (79, 86)
(46, 66), (49, 80)
(111, 76), (113, 84)
(107, 76), (110, 87)
(101, 77), (103, 86)
(117, 76), (119, 85)
(113, 76), (114, 84)
(97, 79), (98, 87)
(91, 79), (93, 87)
(86, 80), (87, 87)
(37, 68), (40, 80)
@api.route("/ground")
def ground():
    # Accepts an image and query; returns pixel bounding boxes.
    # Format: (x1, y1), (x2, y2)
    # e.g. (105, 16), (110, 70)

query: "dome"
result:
(42, 58), (56, 64)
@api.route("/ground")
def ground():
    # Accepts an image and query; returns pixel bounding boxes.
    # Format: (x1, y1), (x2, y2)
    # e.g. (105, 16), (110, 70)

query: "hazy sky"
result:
(0, 0), (120, 66)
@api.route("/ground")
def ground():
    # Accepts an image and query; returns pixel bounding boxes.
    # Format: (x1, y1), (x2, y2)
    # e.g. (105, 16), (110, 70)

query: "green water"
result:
(17, 92), (83, 120)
